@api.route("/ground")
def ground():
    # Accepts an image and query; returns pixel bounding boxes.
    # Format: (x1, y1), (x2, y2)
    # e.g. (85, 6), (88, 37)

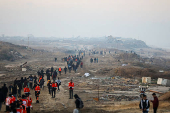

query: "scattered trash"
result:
(22, 68), (27, 71)
(122, 64), (128, 66)
(84, 73), (90, 77)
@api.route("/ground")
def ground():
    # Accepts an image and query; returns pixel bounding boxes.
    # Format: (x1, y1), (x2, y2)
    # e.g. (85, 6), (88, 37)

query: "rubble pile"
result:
(106, 95), (139, 101)
(0, 49), (23, 61)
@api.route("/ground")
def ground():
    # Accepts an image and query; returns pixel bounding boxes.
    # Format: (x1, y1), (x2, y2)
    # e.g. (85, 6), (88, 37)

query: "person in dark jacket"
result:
(55, 58), (57, 62)
(14, 78), (18, 87)
(0, 88), (4, 111)
(23, 79), (28, 88)
(74, 94), (80, 108)
(47, 73), (51, 81)
(64, 66), (67, 74)
(52, 70), (57, 81)
(41, 69), (44, 77)
(40, 78), (45, 90)
(2, 84), (8, 98)
(12, 85), (17, 101)
(8, 83), (13, 94)
(151, 93), (159, 113)
(139, 95), (150, 113)
(37, 70), (41, 76)
(28, 75), (33, 89)
(51, 67), (54, 76)
(33, 75), (37, 84)
(46, 68), (50, 75)
(73, 94), (80, 113)
(21, 77), (24, 85)
(17, 81), (22, 97)
(47, 80), (52, 94)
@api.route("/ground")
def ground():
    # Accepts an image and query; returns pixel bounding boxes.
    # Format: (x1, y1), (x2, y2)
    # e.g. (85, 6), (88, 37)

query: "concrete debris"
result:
(103, 95), (139, 101)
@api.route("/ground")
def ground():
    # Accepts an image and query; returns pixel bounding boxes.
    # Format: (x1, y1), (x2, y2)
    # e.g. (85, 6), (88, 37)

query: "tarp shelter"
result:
(142, 77), (151, 84)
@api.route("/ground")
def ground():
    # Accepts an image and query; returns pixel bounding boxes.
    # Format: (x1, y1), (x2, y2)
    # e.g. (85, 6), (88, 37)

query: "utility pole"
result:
(28, 37), (29, 49)
(98, 84), (99, 101)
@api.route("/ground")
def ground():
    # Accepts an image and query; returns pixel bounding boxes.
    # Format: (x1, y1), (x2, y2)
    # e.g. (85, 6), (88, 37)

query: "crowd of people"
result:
(90, 57), (98, 63)
(0, 54), (85, 113)
(0, 74), (40, 113)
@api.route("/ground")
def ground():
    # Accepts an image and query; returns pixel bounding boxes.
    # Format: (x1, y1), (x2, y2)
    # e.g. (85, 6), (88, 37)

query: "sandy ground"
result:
(0, 49), (170, 113)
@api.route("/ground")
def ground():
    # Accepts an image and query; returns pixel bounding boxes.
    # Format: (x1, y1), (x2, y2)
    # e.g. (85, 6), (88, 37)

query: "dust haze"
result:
(0, 0), (170, 113)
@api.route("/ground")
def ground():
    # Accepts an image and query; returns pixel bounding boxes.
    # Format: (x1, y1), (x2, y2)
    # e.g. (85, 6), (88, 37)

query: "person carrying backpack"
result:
(73, 94), (84, 113)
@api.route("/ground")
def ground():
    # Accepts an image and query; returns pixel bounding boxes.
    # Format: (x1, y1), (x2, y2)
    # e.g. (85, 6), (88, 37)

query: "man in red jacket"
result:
(68, 79), (74, 99)
(35, 84), (40, 103)
(26, 95), (33, 113)
(51, 81), (57, 98)
(24, 85), (30, 96)
(151, 93), (159, 113)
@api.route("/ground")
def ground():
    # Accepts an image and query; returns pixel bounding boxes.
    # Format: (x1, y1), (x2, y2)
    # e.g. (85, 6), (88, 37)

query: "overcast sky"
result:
(0, 0), (170, 48)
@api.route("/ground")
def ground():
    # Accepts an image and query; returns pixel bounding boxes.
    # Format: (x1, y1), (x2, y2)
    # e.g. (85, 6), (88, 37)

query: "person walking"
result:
(55, 57), (57, 62)
(28, 75), (33, 89)
(12, 84), (17, 101)
(69, 65), (72, 73)
(51, 81), (57, 98)
(151, 93), (159, 113)
(35, 84), (40, 103)
(58, 67), (62, 75)
(14, 78), (18, 87)
(47, 80), (52, 94)
(2, 83), (8, 99)
(26, 95), (33, 113)
(68, 79), (74, 99)
(139, 95), (150, 113)
(23, 79), (28, 88)
(21, 95), (28, 113)
(52, 70), (57, 81)
(6, 94), (13, 113)
(80, 62), (83, 68)
(33, 75), (37, 85)
(8, 83), (13, 94)
(17, 81), (22, 97)
(47, 73), (51, 81)
(56, 78), (61, 91)
(51, 67), (54, 76)
(64, 66), (67, 74)
(24, 85), (30, 97)
(73, 94), (84, 113)
(40, 78), (45, 90)
(0, 88), (4, 111)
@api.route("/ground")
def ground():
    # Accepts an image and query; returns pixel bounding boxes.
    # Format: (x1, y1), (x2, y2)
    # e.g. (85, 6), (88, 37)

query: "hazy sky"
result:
(0, 0), (170, 48)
